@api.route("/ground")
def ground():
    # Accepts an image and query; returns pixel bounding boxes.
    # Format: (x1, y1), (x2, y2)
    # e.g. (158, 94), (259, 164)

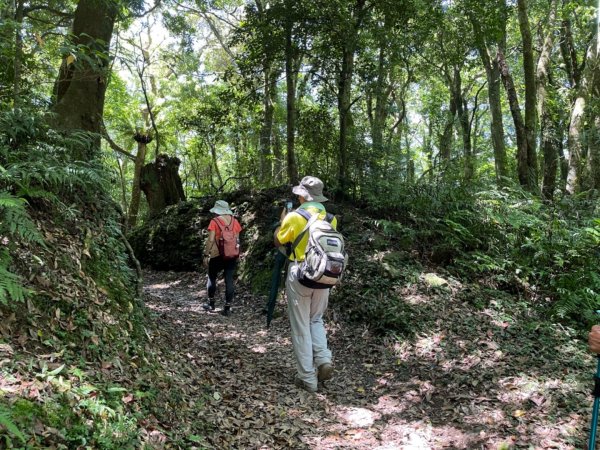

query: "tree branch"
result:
(469, 80), (487, 136)
(213, 176), (251, 194)
(172, 0), (240, 72)
(126, 0), (163, 19)
(102, 124), (135, 161)
(23, 5), (72, 17)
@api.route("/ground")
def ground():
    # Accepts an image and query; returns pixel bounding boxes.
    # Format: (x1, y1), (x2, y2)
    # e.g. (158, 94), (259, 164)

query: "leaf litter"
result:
(142, 269), (594, 449)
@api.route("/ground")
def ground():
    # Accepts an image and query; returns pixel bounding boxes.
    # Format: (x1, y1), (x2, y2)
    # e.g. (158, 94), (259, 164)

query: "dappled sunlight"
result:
(403, 294), (430, 305)
(336, 406), (380, 427)
(250, 344), (268, 353)
(378, 420), (433, 449)
(366, 250), (390, 262)
(413, 333), (445, 358)
(371, 394), (405, 414)
(496, 374), (567, 406)
(146, 280), (182, 290)
(138, 269), (593, 449)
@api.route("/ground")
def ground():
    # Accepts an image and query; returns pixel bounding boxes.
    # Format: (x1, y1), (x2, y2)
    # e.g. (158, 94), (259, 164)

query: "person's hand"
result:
(202, 255), (210, 269)
(588, 325), (600, 354)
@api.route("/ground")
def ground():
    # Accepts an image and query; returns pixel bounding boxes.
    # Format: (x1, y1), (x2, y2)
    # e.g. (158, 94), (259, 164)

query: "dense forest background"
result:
(1, 0), (600, 447)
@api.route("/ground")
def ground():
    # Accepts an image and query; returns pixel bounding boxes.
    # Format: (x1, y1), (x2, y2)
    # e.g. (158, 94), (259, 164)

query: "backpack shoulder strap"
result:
(212, 217), (224, 232)
(215, 216), (233, 230)
(295, 208), (311, 221)
(290, 209), (319, 260)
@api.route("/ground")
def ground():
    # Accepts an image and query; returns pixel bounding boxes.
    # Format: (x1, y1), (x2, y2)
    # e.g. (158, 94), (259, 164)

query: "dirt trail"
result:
(143, 270), (590, 450)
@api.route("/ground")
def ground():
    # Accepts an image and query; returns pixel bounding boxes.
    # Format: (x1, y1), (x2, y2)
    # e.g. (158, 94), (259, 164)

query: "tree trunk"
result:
(536, 0), (558, 200)
(587, 115), (600, 190)
(285, 1), (299, 184)
(439, 97), (455, 163)
(516, 0), (538, 190)
(13, 0), (23, 108)
(371, 44), (391, 178)
(117, 156), (128, 214)
(338, 45), (354, 196)
(470, 13), (507, 185)
(488, 54), (507, 183)
(208, 138), (223, 188)
(273, 128), (283, 182)
(127, 133), (151, 229)
(567, 34), (599, 193)
(52, 0), (119, 160)
(140, 154), (186, 218)
(540, 113), (559, 200)
(425, 119), (434, 181)
(497, 50), (530, 190)
(453, 67), (473, 180)
(404, 115), (414, 183)
(337, 0), (366, 196)
(557, 131), (568, 192)
(259, 62), (276, 183)
(560, 18), (580, 88)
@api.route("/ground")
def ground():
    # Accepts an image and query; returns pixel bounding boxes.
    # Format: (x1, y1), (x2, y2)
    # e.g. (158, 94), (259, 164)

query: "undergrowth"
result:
(362, 181), (600, 328)
(0, 108), (208, 448)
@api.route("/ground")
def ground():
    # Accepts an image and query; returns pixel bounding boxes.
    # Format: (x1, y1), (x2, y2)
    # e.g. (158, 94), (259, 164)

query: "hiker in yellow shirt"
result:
(274, 176), (336, 393)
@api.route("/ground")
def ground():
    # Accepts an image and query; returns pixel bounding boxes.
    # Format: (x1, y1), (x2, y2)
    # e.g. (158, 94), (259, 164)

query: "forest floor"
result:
(143, 269), (594, 450)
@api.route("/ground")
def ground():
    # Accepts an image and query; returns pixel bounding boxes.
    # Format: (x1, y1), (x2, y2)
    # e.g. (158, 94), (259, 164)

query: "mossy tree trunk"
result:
(140, 154), (186, 218)
(52, 0), (119, 160)
(127, 133), (152, 229)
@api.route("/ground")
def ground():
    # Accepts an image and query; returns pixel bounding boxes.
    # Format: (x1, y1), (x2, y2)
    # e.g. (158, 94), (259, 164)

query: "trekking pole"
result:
(589, 310), (600, 450)
(266, 249), (287, 328)
(590, 356), (600, 450)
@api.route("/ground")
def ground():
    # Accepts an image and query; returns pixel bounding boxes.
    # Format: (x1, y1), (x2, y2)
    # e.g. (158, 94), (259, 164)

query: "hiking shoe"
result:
(294, 376), (317, 393)
(317, 363), (333, 382)
(202, 301), (215, 311)
(220, 306), (231, 317)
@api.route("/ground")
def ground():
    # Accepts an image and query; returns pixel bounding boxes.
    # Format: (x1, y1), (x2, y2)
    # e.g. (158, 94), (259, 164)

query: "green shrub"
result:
(369, 182), (600, 327)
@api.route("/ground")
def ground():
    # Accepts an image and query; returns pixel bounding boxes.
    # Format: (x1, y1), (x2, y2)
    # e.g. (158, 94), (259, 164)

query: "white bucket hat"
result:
(210, 200), (233, 215)
(292, 176), (328, 202)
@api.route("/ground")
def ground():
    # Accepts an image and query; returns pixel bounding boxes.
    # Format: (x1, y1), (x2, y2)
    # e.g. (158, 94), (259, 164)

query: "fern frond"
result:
(15, 185), (58, 202)
(0, 191), (43, 245)
(0, 403), (26, 444)
(0, 192), (25, 209)
(0, 263), (27, 305)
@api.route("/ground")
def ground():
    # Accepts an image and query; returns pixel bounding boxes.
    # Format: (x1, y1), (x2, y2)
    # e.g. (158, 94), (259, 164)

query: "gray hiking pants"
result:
(286, 262), (332, 389)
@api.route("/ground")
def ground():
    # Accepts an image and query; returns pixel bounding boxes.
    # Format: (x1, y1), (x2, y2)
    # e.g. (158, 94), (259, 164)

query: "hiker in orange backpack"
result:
(202, 200), (242, 316)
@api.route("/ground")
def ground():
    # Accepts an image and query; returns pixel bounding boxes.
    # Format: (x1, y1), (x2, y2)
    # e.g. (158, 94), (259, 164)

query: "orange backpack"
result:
(214, 217), (240, 260)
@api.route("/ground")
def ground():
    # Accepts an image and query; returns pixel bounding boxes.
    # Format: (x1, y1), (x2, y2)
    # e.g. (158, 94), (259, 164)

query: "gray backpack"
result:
(291, 208), (348, 289)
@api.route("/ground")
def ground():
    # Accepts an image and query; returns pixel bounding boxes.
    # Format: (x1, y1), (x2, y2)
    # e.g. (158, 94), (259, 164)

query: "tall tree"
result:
(567, 30), (600, 193)
(52, 0), (120, 160)
(254, 0), (279, 183)
(283, 0), (301, 184)
(333, 0), (369, 195)
(536, 0), (559, 200)
(516, 0), (538, 191)
(468, 0), (508, 185)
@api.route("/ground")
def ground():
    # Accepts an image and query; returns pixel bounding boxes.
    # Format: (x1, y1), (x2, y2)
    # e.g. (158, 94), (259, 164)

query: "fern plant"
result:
(0, 191), (42, 305)
(0, 402), (26, 445)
